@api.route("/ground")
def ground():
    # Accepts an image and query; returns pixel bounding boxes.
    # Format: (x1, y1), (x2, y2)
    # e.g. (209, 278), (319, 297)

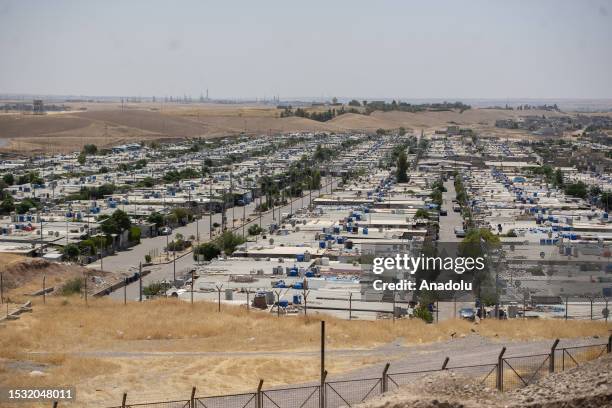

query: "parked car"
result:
(459, 307), (476, 321)
(454, 227), (466, 237)
(453, 204), (461, 212)
(160, 226), (173, 235)
(440, 209), (448, 216)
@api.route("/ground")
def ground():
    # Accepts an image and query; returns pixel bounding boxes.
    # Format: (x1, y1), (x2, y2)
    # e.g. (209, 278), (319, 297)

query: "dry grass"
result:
(0, 353), (386, 407)
(1, 297), (608, 358)
(0, 297), (609, 407)
(0, 257), (109, 304)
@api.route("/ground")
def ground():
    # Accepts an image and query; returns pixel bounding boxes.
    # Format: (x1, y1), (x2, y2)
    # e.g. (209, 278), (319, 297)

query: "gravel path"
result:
(29, 334), (606, 383)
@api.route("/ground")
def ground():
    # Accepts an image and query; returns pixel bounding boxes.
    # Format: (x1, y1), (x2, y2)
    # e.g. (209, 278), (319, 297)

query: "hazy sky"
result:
(1, 0), (611, 99)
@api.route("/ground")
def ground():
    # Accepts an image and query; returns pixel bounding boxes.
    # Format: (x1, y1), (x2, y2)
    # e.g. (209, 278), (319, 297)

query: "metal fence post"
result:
(52, 401), (58, 408)
(121, 392), (127, 408)
(320, 370), (327, 408)
(216, 284), (223, 312)
(496, 347), (506, 391)
(549, 339), (559, 373)
(381, 362), (390, 393)
(256, 379), (264, 408)
(608, 335), (612, 354)
(189, 387), (195, 408)
(441, 357), (449, 370)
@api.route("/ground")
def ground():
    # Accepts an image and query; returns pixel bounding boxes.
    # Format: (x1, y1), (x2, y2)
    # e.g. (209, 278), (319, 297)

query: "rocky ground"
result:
(356, 355), (612, 408)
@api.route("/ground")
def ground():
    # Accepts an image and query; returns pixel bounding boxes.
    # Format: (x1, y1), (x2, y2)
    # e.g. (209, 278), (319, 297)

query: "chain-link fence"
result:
(109, 400), (191, 408)
(195, 393), (257, 408)
(387, 368), (443, 391)
(325, 378), (382, 408)
(98, 336), (610, 408)
(445, 363), (498, 389)
(262, 386), (320, 408)
(556, 343), (608, 372)
(501, 353), (551, 391)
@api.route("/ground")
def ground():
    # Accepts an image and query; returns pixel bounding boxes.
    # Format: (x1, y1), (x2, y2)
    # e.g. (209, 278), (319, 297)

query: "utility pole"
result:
(230, 171), (235, 229)
(222, 188), (227, 232)
(209, 180), (213, 239)
(289, 172), (293, 216)
(84, 272), (88, 306)
(242, 202), (246, 238)
(191, 269), (194, 305)
(196, 205), (199, 243)
(258, 176), (262, 228)
(39, 212), (44, 257)
(42, 275), (46, 304)
(139, 262), (143, 302)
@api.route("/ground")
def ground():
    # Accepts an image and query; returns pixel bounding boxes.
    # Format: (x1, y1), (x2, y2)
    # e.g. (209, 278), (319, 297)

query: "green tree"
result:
(128, 226), (141, 243)
(564, 182), (588, 198)
(15, 198), (39, 214)
(100, 209), (131, 235)
(1, 195), (15, 214)
(77, 152), (86, 165)
(147, 212), (165, 229)
(63, 244), (81, 261)
(248, 224), (263, 236)
(396, 151), (409, 182)
(600, 191), (612, 212)
(399, 127), (406, 136)
(193, 242), (221, 261)
(459, 229), (500, 298)
(553, 168), (564, 187)
(111, 209), (132, 232)
(82, 144), (98, 155)
(415, 209), (430, 219)
(2, 174), (14, 186)
(218, 231), (246, 255)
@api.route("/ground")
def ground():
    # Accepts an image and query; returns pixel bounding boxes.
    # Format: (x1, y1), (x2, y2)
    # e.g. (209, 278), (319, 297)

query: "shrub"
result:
(414, 305), (433, 323)
(193, 242), (220, 261)
(248, 224), (263, 236)
(128, 226), (141, 243)
(143, 281), (171, 297)
(62, 244), (81, 261)
(60, 278), (83, 296)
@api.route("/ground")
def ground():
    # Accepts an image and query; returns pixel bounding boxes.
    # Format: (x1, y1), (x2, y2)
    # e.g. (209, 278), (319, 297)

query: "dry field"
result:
(0, 254), (112, 304)
(0, 102), (574, 154)
(0, 296), (609, 407)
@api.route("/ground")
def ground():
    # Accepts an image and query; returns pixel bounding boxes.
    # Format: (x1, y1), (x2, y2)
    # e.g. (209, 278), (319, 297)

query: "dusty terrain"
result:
(356, 354), (612, 408)
(0, 102), (575, 153)
(0, 254), (111, 303)
(0, 295), (609, 407)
